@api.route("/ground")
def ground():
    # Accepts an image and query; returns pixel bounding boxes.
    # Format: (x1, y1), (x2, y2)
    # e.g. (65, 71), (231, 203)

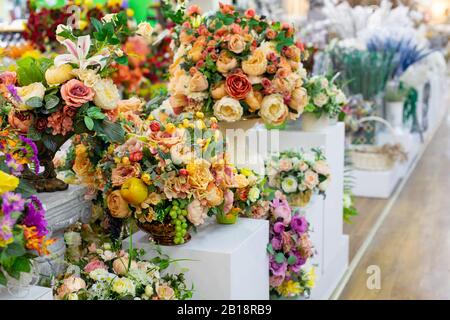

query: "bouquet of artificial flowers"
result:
(303, 75), (347, 119)
(265, 149), (331, 207)
(267, 191), (315, 298)
(162, 2), (308, 128)
(53, 242), (192, 300)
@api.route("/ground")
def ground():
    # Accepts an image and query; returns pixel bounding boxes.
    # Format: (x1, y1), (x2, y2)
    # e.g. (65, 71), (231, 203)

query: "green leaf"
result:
(0, 270), (6, 286)
(84, 116), (95, 131)
(86, 107), (106, 120)
(266, 243), (275, 255)
(16, 57), (44, 86)
(115, 55), (128, 65)
(287, 255), (297, 265)
(44, 95), (59, 110)
(275, 252), (285, 264)
(5, 242), (26, 257)
(94, 120), (125, 143)
(91, 17), (102, 32)
(41, 134), (58, 152)
(15, 179), (37, 198)
(12, 256), (31, 273)
(25, 97), (43, 109)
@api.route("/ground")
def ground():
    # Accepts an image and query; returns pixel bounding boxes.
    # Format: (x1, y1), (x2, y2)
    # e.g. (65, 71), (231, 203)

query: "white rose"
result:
(320, 78), (329, 88)
(213, 97), (243, 122)
(313, 92), (329, 107)
(259, 94), (289, 126)
(281, 176), (298, 193)
(248, 186), (261, 202)
(16, 82), (46, 110)
(89, 268), (110, 281)
(136, 22), (153, 43)
(72, 68), (100, 87)
(93, 78), (120, 110)
(144, 285), (154, 297)
(313, 160), (330, 176)
(335, 90), (347, 105)
(112, 277), (136, 296)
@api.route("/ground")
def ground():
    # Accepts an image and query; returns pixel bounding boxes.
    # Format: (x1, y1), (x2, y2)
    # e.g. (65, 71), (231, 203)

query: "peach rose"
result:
(279, 159), (293, 171)
(304, 170), (319, 190)
(235, 174), (249, 188)
(242, 49), (267, 76)
(156, 283), (175, 300)
(180, 30), (195, 44)
(211, 82), (227, 100)
(187, 199), (208, 226)
(8, 110), (34, 134)
(244, 90), (263, 112)
(118, 97), (143, 113)
(228, 34), (246, 54)
(63, 276), (86, 293)
(225, 72), (252, 100)
(111, 163), (141, 186)
(112, 257), (138, 275)
(186, 159), (214, 191)
(107, 190), (131, 218)
(169, 94), (188, 113)
(216, 51), (238, 74)
(289, 87), (308, 116)
(189, 70), (209, 92)
(188, 37), (206, 62)
(313, 160), (330, 176)
(259, 94), (289, 126)
(203, 182), (224, 207)
(61, 79), (95, 107)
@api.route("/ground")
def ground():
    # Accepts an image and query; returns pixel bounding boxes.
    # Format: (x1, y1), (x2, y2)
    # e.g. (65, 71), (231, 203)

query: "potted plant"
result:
(384, 83), (408, 132)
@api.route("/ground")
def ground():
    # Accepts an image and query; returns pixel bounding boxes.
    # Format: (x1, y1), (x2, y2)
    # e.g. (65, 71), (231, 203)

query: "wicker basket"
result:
(350, 117), (407, 172)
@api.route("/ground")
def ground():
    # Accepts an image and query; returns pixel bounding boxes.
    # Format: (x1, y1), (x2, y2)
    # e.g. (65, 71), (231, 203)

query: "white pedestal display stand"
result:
(0, 285), (52, 300)
(35, 185), (91, 278)
(123, 218), (269, 300)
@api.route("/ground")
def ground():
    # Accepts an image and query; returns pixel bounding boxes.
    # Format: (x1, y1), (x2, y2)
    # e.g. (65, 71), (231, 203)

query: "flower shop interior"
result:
(0, 0), (449, 302)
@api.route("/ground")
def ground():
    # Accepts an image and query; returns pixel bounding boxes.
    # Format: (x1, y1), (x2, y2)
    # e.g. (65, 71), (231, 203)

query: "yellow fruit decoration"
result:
(120, 178), (148, 205)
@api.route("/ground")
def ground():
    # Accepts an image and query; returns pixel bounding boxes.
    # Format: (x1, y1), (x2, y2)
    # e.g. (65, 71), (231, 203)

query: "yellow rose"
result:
(242, 49), (267, 76)
(93, 78), (120, 110)
(189, 70), (209, 92)
(235, 174), (249, 189)
(228, 34), (246, 54)
(213, 96), (243, 122)
(45, 64), (74, 86)
(216, 51), (238, 74)
(187, 159), (214, 191)
(259, 93), (289, 126)
(0, 171), (19, 195)
(72, 145), (92, 177)
(106, 190), (131, 218)
(16, 82), (46, 110)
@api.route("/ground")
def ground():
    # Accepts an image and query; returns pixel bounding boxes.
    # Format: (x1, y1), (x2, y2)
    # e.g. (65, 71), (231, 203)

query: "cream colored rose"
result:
(189, 71), (209, 92)
(17, 82), (46, 110)
(72, 68), (100, 88)
(112, 277), (136, 296)
(259, 94), (289, 126)
(112, 257), (138, 276)
(235, 174), (249, 188)
(63, 276), (86, 293)
(244, 90), (263, 112)
(228, 34), (246, 54)
(313, 160), (330, 176)
(289, 87), (308, 115)
(45, 64), (74, 86)
(313, 92), (329, 107)
(211, 82), (227, 100)
(242, 49), (267, 76)
(216, 51), (238, 74)
(93, 78), (120, 110)
(136, 22), (153, 42)
(213, 97), (243, 122)
(335, 89), (347, 105)
(304, 169), (319, 190)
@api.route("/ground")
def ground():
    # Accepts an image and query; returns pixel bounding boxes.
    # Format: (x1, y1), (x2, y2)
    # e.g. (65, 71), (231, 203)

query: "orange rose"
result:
(188, 37), (206, 62)
(73, 144), (92, 177)
(289, 87), (308, 116)
(228, 34), (246, 54)
(8, 110), (34, 134)
(242, 49), (267, 76)
(107, 190), (131, 219)
(211, 81), (227, 100)
(203, 183), (224, 207)
(216, 51), (238, 74)
(118, 97), (143, 113)
(189, 70), (209, 92)
(225, 72), (252, 100)
(245, 90), (263, 112)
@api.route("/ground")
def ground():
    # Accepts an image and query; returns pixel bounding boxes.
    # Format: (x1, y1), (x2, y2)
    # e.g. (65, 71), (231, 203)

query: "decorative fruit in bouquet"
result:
(0, 13), (154, 192)
(120, 177), (148, 205)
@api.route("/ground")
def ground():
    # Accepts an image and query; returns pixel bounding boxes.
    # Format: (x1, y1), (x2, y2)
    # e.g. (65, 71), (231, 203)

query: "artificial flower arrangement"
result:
(302, 75), (347, 120)
(267, 191), (315, 298)
(265, 149), (331, 207)
(23, 0), (135, 52)
(0, 130), (54, 286)
(162, 2), (308, 128)
(53, 242), (192, 300)
(0, 13), (154, 192)
(72, 113), (238, 245)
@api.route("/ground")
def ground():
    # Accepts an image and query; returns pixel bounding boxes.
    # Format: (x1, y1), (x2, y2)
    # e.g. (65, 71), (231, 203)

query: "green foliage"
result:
(16, 57), (52, 86)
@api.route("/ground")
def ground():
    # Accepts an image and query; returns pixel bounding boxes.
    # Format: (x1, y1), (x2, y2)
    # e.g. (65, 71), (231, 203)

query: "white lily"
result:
(54, 35), (107, 70)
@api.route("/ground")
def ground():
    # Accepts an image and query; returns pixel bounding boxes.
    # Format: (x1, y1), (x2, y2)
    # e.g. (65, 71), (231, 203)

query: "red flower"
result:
(130, 151), (143, 162)
(225, 72), (252, 100)
(245, 9), (256, 18)
(179, 169), (188, 176)
(150, 121), (161, 132)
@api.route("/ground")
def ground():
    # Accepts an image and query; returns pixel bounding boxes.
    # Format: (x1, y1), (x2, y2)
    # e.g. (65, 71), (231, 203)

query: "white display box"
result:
(123, 218), (269, 300)
(0, 286), (53, 300)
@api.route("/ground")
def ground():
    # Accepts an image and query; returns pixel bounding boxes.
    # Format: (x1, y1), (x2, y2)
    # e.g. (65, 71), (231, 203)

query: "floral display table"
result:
(123, 218), (269, 300)
(35, 186), (91, 278)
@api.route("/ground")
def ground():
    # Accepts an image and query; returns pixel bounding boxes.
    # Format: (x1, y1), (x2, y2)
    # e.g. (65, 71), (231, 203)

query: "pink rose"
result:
(61, 79), (95, 107)
(223, 190), (234, 214)
(187, 199), (208, 226)
(278, 159), (293, 172)
(84, 259), (107, 273)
